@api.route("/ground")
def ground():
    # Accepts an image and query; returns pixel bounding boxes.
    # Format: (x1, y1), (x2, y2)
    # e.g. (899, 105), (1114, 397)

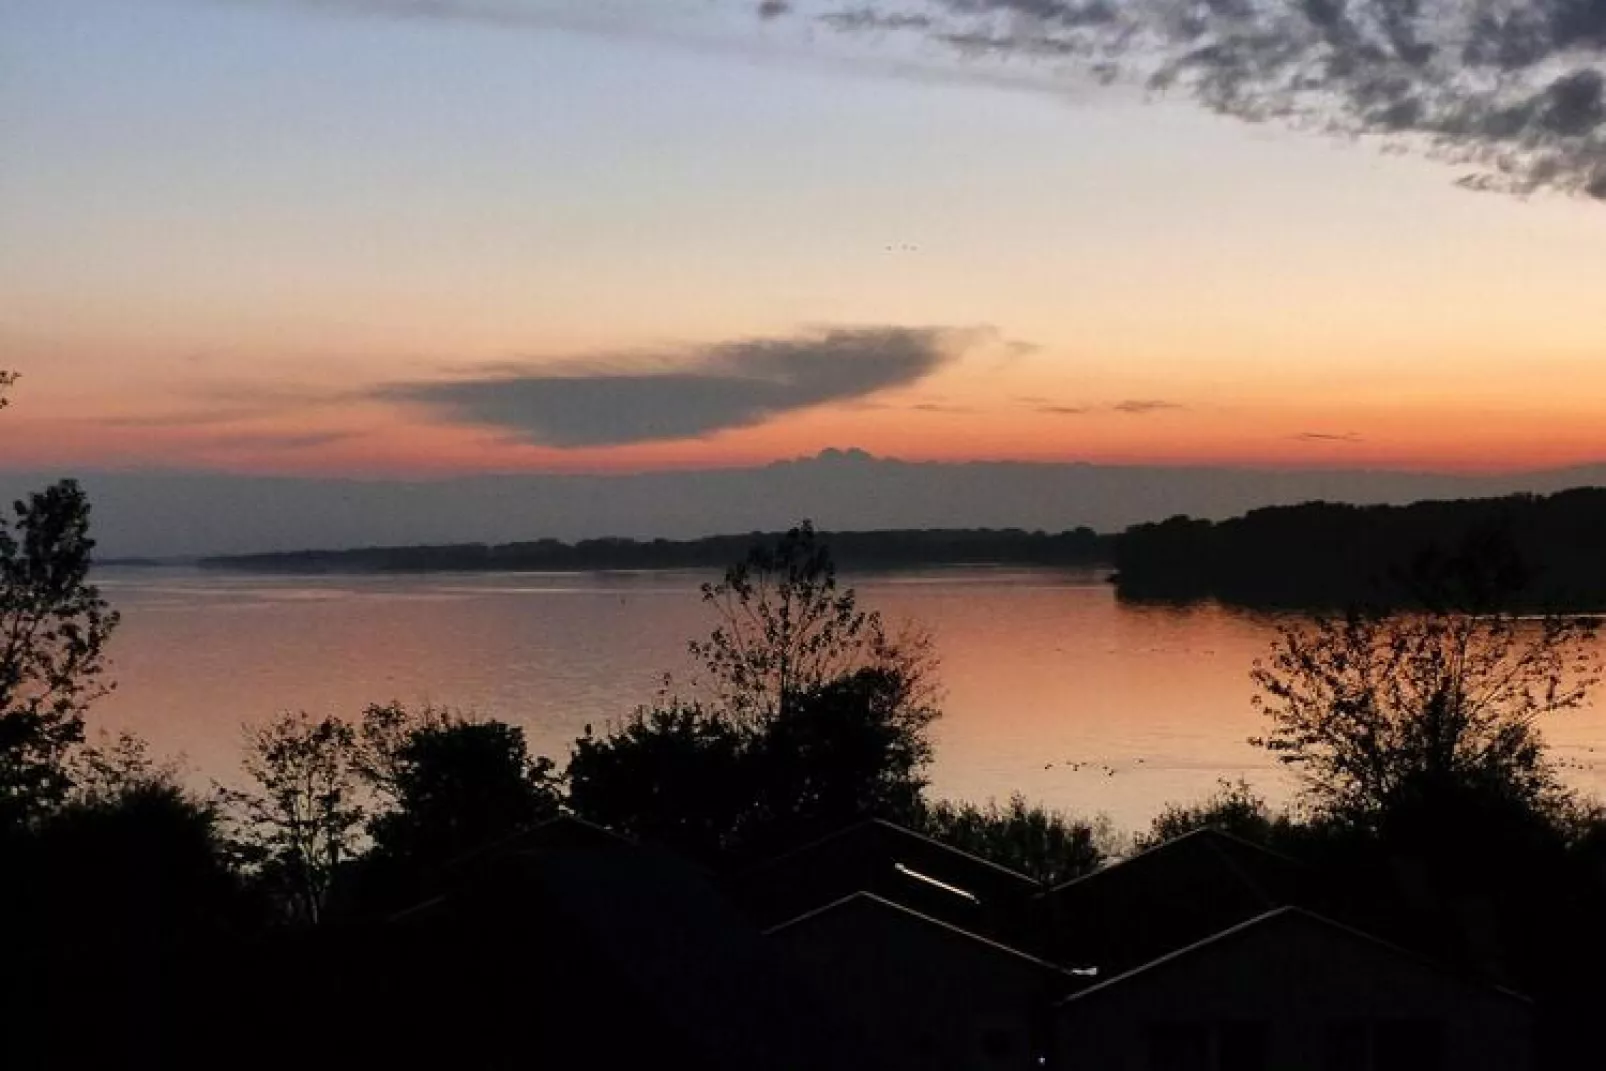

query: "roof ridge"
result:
(1047, 826), (1303, 896)
(765, 890), (1072, 975)
(1056, 906), (1531, 1008)
(738, 817), (1039, 885)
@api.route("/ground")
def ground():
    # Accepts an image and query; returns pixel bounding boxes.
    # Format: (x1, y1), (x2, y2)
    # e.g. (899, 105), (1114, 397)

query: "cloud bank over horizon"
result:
(14, 449), (1606, 558)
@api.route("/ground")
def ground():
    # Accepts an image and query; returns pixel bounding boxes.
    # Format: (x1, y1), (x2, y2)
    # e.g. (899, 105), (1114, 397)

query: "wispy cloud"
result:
(209, 1), (1606, 199)
(379, 326), (971, 447)
(1294, 430), (1364, 443)
(908, 400), (976, 413)
(1028, 398), (1182, 415)
(1112, 399), (1183, 415)
(822, 0), (1606, 199)
(95, 383), (358, 430)
(205, 429), (361, 451)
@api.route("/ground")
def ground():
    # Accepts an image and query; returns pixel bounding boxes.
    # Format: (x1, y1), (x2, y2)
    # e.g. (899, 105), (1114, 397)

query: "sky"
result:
(5, 0), (1606, 490)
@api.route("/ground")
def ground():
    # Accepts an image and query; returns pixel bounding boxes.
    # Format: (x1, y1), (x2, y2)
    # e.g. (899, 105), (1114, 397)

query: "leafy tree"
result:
(752, 666), (935, 840)
(568, 524), (943, 861)
(71, 729), (182, 804)
(915, 794), (1109, 885)
(566, 702), (751, 861)
(690, 520), (936, 722)
(1139, 778), (1293, 851)
(1250, 604), (1600, 827)
(358, 702), (559, 869)
(0, 479), (120, 829)
(225, 712), (364, 924)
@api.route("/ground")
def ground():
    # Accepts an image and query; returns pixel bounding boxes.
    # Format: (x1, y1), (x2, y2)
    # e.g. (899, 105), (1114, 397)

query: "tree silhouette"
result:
(567, 524), (942, 861)
(359, 703), (559, 871)
(566, 702), (751, 861)
(0, 477), (119, 828)
(1250, 604), (1600, 827)
(226, 712), (365, 924)
(752, 666), (935, 840)
(691, 520), (936, 723)
(1139, 778), (1293, 851)
(916, 793), (1108, 885)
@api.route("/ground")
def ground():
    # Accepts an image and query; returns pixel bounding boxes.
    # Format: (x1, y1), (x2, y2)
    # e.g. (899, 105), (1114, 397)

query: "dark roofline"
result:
(741, 818), (1040, 888)
(444, 812), (635, 871)
(1055, 906), (1531, 1009)
(765, 891), (1072, 977)
(1046, 826), (1303, 900)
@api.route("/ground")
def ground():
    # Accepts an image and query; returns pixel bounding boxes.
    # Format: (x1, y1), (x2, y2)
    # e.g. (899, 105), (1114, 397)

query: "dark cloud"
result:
(1112, 399), (1183, 414)
(380, 327), (967, 447)
(1036, 404), (1090, 415)
(758, 0), (794, 19)
(825, 0), (1606, 199)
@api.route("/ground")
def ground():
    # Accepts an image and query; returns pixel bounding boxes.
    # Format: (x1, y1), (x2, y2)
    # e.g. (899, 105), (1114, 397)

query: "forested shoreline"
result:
(188, 488), (1606, 612)
(192, 526), (1116, 574)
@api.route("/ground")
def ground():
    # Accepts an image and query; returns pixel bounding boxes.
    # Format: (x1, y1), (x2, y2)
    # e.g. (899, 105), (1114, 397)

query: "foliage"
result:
(690, 520), (937, 722)
(0, 480), (119, 829)
(569, 526), (943, 862)
(225, 711), (365, 924)
(33, 779), (246, 928)
(566, 703), (752, 861)
(1139, 778), (1291, 851)
(1115, 490), (1606, 610)
(1250, 604), (1600, 826)
(915, 793), (1109, 885)
(358, 702), (559, 869)
(71, 729), (183, 804)
(752, 667), (935, 840)
(567, 673), (941, 864)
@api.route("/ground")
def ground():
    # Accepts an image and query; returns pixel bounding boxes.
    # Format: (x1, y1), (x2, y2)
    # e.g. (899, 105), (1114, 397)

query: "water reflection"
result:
(91, 567), (1606, 832)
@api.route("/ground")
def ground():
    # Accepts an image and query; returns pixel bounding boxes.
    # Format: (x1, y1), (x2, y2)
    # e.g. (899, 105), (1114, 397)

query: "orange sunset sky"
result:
(5, 0), (1606, 481)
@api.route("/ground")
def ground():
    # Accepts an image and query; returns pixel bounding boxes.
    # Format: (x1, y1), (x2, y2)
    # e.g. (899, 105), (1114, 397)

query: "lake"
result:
(90, 566), (1606, 833)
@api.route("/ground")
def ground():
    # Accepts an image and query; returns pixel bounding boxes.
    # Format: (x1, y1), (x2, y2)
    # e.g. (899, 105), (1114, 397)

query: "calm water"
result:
(90, 567), (1606, 833)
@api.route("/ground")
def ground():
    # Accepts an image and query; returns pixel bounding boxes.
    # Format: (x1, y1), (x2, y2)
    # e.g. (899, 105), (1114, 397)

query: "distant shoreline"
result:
(105, 487), (1606, 612)
(179, 527), (1116, 577)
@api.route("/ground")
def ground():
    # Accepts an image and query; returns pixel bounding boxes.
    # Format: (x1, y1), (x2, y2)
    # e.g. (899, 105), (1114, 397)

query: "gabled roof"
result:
(1056, 906), (1532, 1010)
(732, 818), (1042, 932)
(1041, 827), (1310, 975)
(1050, 826), (1303, 902)
(767, 890), (1071, 979)
(390, 836), (865, 1070)
(756, 819), (1041, 888)
(448, 813), (634, 867)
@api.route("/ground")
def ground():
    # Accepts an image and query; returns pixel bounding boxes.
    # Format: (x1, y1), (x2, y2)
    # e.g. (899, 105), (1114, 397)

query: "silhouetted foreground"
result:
(196, 526), (1114, 574)
(9, 511), (1606, 1069)
(13, 813), (1594, 1070)
(1116, 487), (1606, 609)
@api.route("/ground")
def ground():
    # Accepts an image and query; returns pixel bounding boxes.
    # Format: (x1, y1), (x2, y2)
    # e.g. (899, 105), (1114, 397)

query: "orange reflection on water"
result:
(89, 567), (1606, 835)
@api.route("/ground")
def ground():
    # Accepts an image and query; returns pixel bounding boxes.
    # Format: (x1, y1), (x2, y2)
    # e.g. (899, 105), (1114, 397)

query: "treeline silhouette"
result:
(197, 526), (1114, 574)
(194, 487), (1606, 611)
(1116, 487), (1606, 609)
